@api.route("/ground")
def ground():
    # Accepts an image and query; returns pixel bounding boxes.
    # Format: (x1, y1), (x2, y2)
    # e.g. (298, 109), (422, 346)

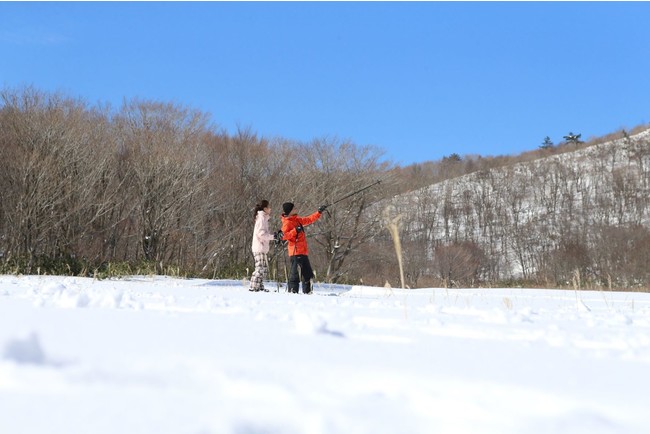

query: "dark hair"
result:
(282, 202), (294, 216)
(253, 200), (270, 220)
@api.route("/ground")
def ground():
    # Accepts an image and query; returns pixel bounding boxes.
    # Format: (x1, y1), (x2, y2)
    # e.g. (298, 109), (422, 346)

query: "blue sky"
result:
(1, 2), (649, 165)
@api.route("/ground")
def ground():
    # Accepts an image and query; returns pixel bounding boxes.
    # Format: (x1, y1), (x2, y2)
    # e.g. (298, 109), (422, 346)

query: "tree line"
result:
(1, 86), (649, 290)
(0, 87), (388, 281)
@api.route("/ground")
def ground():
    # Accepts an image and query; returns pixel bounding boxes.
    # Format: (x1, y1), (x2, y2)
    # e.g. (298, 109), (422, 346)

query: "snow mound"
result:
(2, 332), (47, 365)
(342, 285), (397, 298)
(292, 310), (345, 337)
(30, 278), (140, 310)
(535, 410), (622, 434)
(32, 280), (87, 308)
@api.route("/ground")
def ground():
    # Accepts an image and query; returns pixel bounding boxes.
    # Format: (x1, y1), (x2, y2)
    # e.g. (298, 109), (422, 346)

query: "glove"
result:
(274, 230), (283, 241)
(318, 205), (328, 213)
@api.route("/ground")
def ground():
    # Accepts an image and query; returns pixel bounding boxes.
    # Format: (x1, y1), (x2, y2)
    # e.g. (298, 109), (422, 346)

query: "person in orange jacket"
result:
(280, 201), (327, 294)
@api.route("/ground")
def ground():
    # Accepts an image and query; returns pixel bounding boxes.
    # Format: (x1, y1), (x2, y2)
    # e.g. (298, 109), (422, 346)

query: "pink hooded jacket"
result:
(251, 210), (276, 254)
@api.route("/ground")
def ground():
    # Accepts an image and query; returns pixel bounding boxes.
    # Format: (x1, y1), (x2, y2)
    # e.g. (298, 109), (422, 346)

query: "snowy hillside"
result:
(2, 275), (650, 434)
(386, 129), (650, 285)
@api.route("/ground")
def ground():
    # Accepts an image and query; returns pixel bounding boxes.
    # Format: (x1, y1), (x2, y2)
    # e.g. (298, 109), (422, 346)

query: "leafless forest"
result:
(2, 87), (649, 290)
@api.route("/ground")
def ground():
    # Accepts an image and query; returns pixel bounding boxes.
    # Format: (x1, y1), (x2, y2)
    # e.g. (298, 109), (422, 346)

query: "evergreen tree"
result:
(563, 132), (582, 145)
(443, 153), (462, 163)
(540, 136), (554, 150)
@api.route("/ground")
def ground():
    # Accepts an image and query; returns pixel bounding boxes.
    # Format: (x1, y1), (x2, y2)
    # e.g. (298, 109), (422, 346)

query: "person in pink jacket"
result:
(249, 200), (278, 292)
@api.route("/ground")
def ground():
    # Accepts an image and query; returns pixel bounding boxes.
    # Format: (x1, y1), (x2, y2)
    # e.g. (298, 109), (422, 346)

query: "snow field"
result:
(1, 275), (650, 434)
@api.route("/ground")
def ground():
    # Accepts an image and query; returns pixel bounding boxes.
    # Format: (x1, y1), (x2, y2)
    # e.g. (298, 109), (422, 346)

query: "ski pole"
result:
(274, 241), (281, 293)
(327, 179), (382, 208)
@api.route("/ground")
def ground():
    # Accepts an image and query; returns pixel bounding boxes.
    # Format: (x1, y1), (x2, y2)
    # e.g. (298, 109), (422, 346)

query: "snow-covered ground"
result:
(1, 275), (649, 434)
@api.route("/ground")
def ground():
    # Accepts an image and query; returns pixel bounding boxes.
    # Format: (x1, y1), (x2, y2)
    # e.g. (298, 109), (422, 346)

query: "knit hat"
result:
(282, 202), (294, 215)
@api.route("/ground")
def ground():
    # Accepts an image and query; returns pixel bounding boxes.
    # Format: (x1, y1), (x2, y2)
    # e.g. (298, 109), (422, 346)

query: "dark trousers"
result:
(288, 255), (314, 294)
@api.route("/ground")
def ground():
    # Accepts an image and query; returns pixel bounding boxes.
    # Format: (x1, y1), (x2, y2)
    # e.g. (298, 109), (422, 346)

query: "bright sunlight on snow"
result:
(1, 275), (650, 434)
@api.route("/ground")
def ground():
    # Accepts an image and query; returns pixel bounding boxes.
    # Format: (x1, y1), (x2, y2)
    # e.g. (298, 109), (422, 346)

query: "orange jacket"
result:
(281, 211), (322, 256)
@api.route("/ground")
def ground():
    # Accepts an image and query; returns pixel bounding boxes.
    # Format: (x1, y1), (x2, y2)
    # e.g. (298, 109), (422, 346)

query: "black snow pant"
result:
(288, 255), (314, 294)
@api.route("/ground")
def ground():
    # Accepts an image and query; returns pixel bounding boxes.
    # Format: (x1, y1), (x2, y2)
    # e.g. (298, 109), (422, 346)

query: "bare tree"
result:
(0, 87), (117, 272)
(289, 137), (389, 282)
(112, 99), (212, 272)
(434, 241), (486, 287)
